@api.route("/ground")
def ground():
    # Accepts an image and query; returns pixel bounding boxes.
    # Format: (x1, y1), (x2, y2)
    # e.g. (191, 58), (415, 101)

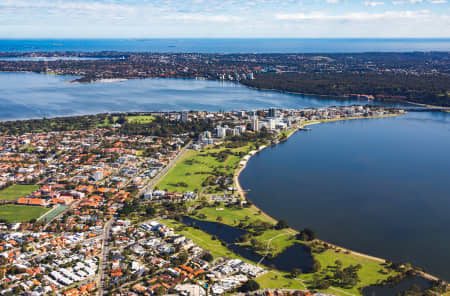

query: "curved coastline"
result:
(234, 114), (446, 286)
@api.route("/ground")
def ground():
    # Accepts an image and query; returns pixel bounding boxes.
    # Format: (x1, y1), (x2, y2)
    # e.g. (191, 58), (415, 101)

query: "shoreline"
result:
(1, 71), (449, 110)
(241, 84), (450, 111)
(233, 113), (446, 286)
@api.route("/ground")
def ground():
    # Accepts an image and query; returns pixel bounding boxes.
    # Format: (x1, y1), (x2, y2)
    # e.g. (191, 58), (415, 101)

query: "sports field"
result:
(0, 204), (49, 223)
(0, 184), (39, 201)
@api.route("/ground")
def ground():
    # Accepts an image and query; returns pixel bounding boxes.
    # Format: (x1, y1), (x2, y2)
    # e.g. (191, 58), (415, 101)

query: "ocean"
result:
(1, 38), (450, 53)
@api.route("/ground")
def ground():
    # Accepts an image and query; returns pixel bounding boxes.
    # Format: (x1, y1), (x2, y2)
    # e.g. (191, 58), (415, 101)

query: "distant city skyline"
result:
(0, 0), (449, 38)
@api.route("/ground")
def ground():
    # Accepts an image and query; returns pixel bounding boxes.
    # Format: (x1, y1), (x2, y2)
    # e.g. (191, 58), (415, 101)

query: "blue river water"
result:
(240, 111), (450, 281)
(1, 38), (450, 53)
(0, 71), (449, 284)
(0, 72), (383, 121)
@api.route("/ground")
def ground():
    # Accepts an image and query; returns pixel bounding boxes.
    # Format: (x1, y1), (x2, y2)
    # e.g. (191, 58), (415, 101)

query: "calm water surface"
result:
(1, 39), (449, 53)
(0, 72), (378, 121)
(181, 216), (314, 272)
(240, 112), (450, 281)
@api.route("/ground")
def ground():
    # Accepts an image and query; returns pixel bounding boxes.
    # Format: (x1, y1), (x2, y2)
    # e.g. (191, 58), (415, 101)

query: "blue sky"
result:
(0, 0), (449, 38)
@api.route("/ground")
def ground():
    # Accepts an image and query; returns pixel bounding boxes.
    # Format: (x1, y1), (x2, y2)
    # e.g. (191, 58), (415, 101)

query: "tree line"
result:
(242, 72), (450, 107)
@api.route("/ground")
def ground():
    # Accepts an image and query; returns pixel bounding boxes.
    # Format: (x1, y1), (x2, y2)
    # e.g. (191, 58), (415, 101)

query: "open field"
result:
(156, 144), (253, 193)
(0, 204), (49, 222)
(256, 270), (307, 290)
(193, 204), (276, 226)
(0, 184), (39, 201)
(126, 115), (156, 124)
(299, 248), (398, 295)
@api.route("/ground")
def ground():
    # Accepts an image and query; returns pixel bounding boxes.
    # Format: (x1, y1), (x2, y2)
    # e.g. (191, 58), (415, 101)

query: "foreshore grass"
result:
(193, 204), (276, 226)
(163, 211), (398, 296)
(155, 143), (254, 193)
(0, 204), (49, 222)
(256, 271), (307, 290)
(0, 184), (39, 201)
(301, 248), (398, 295)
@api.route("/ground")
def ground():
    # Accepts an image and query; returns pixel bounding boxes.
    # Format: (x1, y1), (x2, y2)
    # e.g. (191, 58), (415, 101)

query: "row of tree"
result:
(243, 72), (450, 107)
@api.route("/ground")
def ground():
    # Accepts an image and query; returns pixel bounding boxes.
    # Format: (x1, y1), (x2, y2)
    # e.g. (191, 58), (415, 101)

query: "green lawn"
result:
(0, 184), (39, 201)
(0, 204), (49, 222)
(156, 144), (253, 193)
(193, 204), (276, 226)
(126, 115), (156, 124)
(256, 270), (307, 290)
(299, 248), (398, 296)
(279, 128), (297, 140)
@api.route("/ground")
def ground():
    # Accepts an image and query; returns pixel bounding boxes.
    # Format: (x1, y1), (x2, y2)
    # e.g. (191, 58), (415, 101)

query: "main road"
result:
(97, 218), (114, 296)
(138, 140), (192, 198)
(97, 141), (192, 295)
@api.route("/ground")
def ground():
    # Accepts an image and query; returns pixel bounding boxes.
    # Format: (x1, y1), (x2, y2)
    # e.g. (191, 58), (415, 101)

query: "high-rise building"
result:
(181, 111), (189, 122)
(269, 107), (276, 118)
(251, 116), (259, 132)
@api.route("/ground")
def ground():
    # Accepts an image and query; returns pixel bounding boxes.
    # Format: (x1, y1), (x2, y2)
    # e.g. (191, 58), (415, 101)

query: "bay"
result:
(240, 111), (450, 281)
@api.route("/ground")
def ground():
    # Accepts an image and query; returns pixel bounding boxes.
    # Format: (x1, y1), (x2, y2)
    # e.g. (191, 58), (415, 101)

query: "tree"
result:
(240, 279), (260, 292)
(201, 252), (213, 262)
(312, 260), (322, 272)
(275, 219), (289, 229)
(145, 206), (156, 217)
(290, 268), (302, 278)
(297, 228), (315, 241)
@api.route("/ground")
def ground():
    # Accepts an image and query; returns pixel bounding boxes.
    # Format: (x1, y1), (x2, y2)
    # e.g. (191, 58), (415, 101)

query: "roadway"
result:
(138, 141), (192, 198)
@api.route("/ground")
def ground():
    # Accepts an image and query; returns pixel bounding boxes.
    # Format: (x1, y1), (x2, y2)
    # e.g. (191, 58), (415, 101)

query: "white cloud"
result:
(275, 9), (432, 21)
(326, 0), (340, 3)
(364, 1), (385, 6)
(163, 14), (242, 23)
(392, 1), (406, 4)
(408, 0), (424, 3)
(429, 0), (447, 3)
(0, 0), (136, 12)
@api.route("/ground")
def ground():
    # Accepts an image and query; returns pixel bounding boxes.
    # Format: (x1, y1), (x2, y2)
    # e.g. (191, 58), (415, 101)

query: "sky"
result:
(0, 0), (449, 38)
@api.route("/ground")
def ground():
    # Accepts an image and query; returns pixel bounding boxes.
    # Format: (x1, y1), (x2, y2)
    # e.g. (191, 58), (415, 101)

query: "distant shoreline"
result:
(1, 70), (449, 111)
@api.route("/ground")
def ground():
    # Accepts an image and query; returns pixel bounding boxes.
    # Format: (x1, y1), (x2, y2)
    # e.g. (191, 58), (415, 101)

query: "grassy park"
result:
(126, 115), (156, 124)
(155, 143), (254, 193)
(0, 184), (39, 201)
(0, 204), (49, 223)
(161, 214), (397, 296)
